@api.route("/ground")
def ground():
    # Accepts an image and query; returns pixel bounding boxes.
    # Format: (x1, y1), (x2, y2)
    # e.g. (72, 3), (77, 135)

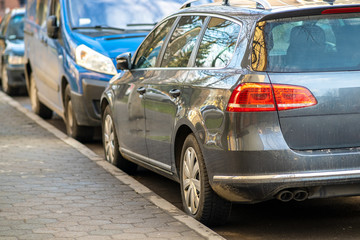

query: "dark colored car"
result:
(0, 8), (25, 95)
(23, 0), (189, 140)
(101, 0), (360, 225)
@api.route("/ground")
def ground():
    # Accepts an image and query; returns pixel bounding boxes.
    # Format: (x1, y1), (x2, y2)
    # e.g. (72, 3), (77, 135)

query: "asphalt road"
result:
(12, 94), (360, 240)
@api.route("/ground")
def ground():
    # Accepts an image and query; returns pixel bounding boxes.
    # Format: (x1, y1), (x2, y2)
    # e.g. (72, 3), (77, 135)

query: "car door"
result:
(43, 0), (63, 110)
(32, 0), (50, 100)
(35, 0), (62, 110)
(143, 15), (207, 168)
(114, 17), (176, 171)
(112, 18), (176, 164)
(111, 70), (148, 159)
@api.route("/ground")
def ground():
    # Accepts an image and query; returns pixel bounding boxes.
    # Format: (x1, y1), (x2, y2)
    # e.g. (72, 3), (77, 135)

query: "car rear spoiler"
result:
(260, 4), (360, 21)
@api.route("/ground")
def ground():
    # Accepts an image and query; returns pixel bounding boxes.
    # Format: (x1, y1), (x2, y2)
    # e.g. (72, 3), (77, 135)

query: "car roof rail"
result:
(223, 0), (272, 9)
(180, 0), (201, 9)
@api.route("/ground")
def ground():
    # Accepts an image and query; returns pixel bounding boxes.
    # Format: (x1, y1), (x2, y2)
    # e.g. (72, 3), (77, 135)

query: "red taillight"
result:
(322, 7), (360, 14)
(226, 83), (317, 112)
(226, 83), (276, 112)
(273, 84), (317, 111)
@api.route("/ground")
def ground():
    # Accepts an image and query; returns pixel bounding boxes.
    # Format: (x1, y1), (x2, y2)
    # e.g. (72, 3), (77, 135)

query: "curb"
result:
(0, 91), (226, 240)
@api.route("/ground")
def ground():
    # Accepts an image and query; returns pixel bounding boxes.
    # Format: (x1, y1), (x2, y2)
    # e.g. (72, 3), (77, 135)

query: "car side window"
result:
(0, 14), (10, 36)
(161, 15), (206, 68)
(36, 0), (48, 27)
(50, 0), (61, 27)
(195, 18), (240, 68)
(6, 14), (25, 40)
(26, 0), (37, 22)
(133, 18), (175, 69)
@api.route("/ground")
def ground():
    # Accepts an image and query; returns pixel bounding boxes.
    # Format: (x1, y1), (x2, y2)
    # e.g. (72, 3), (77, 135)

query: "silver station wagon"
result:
(101, 0), (360, 225)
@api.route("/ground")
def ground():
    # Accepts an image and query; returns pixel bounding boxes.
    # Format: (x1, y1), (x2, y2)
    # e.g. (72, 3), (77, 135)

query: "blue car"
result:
(24, 0), (188, 140)
(0, 8), (26, 95)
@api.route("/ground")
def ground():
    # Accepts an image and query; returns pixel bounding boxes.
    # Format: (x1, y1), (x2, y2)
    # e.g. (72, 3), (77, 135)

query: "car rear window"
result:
(252, 14), (360, 72)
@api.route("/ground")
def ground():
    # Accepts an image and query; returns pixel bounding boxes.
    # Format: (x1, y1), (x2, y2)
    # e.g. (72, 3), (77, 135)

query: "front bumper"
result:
(6, 64), (26, 87)
(70, 78), (108, 126)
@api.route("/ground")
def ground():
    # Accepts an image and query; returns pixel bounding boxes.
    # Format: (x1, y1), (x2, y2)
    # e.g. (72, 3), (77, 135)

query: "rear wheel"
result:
(180, 133), (231, 226)
(102, 105), (137, 173)
(64, 84), (93, 141)
(29, 71), (52, 119)
(1, 64), (16, 95)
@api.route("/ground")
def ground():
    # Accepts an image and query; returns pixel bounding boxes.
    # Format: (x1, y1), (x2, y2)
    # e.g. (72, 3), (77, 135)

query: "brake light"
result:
(273, 84), (317, 111)
(226, 83), (317, 112)
(226, 83), (276, 112)
(322, 7), (360, 14)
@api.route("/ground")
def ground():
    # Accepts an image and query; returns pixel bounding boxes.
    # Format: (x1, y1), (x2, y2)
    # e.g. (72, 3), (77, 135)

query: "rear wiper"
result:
(72, 25), (126, 32)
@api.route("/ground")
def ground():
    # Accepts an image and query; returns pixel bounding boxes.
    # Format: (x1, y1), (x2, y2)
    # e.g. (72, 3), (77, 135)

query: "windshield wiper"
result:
(72, 25), (126, 32)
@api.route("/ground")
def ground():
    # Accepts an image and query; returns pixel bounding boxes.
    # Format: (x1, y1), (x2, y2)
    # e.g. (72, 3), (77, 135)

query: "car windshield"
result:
(252, 13), (360, 72)
(6, 14), (24, 40)
(68, 0), (184, 30)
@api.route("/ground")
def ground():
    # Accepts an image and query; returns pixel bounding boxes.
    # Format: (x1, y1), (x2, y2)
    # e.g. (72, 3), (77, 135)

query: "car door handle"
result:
(137, 87), (146, 95)
(169, 89), (181, 98)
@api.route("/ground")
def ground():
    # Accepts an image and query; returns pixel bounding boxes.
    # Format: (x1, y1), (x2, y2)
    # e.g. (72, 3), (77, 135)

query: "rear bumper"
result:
(201, 111), (360, 203)
(213, 169), (360, 184)
(212, 169), (360, 202)
(207, 148), (360, 203)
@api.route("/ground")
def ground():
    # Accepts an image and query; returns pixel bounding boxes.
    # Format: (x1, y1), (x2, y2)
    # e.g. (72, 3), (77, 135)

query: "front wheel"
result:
(1, 64), (16, 95)
(29, 71), (52, 119)
(102, 105), (137, 174)
(180, 134), (231, 226)
(64, 84), (93, 141)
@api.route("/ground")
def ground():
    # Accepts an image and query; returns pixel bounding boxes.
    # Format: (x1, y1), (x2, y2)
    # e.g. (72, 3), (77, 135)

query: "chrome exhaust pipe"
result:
(276, 190), (294, 202)
(293, 189), (308, 201)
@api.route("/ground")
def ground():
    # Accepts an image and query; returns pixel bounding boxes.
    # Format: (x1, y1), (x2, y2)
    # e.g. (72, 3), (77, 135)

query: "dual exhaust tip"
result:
(276, 189), (308, 202)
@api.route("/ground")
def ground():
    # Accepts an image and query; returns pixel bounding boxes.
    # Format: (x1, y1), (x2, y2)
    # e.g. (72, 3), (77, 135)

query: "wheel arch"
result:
(61, 77), (69, 107)
(101, 97), (109, 117)
(174, 124), (194, 177)
(24, 60), (32, 93)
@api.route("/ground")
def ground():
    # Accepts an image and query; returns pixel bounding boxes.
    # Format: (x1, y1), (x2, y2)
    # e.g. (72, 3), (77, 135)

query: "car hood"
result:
(71, 30), (147, 59)
(5, 39), (24, 55)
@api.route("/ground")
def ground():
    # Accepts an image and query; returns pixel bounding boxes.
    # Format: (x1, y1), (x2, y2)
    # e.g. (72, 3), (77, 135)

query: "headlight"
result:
(8, 55), (26, 65)
(75, 44), (117, 75)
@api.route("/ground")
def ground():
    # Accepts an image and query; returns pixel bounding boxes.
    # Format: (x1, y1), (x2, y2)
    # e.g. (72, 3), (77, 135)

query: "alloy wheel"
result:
(30, 76), (38, 112)
(182, 146), (201, 215)
(66, 99), (74, 131)
(103, 114), (115, 164)
(1, 66), (8, 93)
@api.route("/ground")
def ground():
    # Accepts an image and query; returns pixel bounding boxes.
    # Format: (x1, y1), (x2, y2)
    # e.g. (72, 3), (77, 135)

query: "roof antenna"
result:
(223, 0), (230, 6)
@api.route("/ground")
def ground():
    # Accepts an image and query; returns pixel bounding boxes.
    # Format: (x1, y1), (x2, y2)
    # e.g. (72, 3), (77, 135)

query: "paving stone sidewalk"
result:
(0, 94), (221, 240)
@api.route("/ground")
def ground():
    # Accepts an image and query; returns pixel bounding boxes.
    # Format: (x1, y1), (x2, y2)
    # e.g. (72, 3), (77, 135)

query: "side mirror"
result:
(47, 15), (59, 39)
(116, 52), (132, 70)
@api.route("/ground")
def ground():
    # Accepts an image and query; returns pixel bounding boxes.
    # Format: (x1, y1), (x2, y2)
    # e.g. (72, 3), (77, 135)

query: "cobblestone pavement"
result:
(0, 93), (223, 240)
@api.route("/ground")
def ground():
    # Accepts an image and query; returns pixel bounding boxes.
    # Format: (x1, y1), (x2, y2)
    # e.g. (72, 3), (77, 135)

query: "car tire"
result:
(29, 71), (52, 119)
(64, 84), (94, 141)
(102, 104), (137, 174)
(180, 133), (231, 226)
(1, 64), (16, 95)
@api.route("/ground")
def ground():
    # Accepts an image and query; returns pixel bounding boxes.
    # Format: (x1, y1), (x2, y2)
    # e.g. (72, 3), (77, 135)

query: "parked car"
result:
(101, 0), (360, 225)
(23, 0), (187, 140)
(0, 8), (26, 95)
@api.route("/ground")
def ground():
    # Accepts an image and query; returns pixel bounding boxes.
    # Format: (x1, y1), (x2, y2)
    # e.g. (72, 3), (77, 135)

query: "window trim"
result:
(131, 12), (243, 71)
(159, 15), (208, 68)
(155, 16), (181, 68)
(187, 16), (210, 68)
(132, 16), (179, 69)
